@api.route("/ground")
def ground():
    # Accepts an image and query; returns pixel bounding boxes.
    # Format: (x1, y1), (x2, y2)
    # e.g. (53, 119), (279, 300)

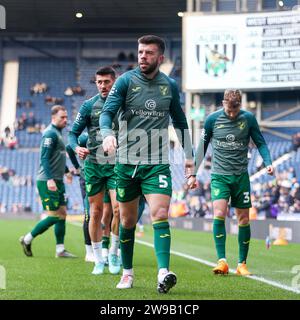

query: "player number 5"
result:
(159, 175), (168, 188)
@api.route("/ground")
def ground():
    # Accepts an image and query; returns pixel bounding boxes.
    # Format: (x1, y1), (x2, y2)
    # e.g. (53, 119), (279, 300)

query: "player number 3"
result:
(243, 191), (250, 203)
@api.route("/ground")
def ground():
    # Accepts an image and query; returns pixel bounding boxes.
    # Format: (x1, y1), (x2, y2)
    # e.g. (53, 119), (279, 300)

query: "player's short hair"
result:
(138, 35), (166, 54)
(223, 89), (242, 104)
(51, 105), (66, 115)
(95, 66), (117, 78)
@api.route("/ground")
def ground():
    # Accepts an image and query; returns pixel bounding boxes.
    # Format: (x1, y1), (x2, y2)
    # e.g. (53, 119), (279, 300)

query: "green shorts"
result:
(211, 172), (251, 208)
(37, 180), (66, 211)
(114, 163), (172, 202)
(84, 160), (116, 197)
(103, 190), (111, 203)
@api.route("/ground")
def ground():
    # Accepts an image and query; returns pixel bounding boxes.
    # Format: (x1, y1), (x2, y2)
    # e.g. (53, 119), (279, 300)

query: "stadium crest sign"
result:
(195, 30), (236, 77)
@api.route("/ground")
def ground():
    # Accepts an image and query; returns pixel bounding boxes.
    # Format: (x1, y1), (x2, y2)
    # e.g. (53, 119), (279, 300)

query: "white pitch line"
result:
(135, 239), (300, 295)
(69, 222), (300, 295)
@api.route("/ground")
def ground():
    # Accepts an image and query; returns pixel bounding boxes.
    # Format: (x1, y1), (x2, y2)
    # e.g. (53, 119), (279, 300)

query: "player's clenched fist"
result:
(103, 135), (117, 154)
(75, 146), (90, 160)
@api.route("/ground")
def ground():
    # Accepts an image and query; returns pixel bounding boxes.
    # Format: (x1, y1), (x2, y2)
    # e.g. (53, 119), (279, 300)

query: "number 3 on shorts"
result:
(159, 175), (168, 188)
(243, 192), (250, 203)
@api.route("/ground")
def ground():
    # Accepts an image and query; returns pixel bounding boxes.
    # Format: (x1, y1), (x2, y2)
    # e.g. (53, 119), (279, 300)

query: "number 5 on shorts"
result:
(159, 175), (168, 188)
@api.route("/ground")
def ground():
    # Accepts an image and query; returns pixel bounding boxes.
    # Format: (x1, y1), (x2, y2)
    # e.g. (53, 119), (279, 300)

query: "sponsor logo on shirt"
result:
(109, 85), (117, 96)
(145, 99), (156, 111)
(75, 112), (82, 124)
(132, 86), (141, 93)
(200, 129), (207, 141)
(226, 134), (235, 142)
(43, 138), (52, 147)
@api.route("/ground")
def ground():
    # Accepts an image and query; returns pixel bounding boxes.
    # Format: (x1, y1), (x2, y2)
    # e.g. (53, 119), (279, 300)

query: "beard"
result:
(139, 61), (158, 74)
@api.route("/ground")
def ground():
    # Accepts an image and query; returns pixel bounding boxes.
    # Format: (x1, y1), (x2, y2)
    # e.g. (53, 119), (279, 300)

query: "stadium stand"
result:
(1, 0), (300, 220)
(15, 57), (77, 147)
(0, 148), (83, 214)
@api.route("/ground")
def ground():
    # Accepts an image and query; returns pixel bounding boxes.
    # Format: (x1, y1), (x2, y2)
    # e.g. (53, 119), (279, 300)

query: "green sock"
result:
(238, 224), (251, 264)
(31, 216), (60, 238)
(54, 219), (66, 244)
(119, 224), (135, 269)
(153, 220), (171, 270)
(213, 217), (226, 260)
(102, 236), (110, 249)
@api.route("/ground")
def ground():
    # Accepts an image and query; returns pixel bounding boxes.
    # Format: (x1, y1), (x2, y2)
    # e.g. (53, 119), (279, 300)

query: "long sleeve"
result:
(40, 131), (58, 180)
(249, 115), (272, 167)
(68, 102), (89, 151)
(194, 116), (214, 174)
(100, 75), (129, 139)
(66, 144), (80, 169)
(169, 79), (193, 160)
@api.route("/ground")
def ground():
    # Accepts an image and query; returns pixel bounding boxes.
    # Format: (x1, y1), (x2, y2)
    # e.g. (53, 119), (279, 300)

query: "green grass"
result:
(0, 219), (299, 300)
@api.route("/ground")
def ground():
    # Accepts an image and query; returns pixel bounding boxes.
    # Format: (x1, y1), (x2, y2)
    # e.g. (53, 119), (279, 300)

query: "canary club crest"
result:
(117, 188), (125, 198)
(159, 85), (168, 96)
(196, 30), (236, 77)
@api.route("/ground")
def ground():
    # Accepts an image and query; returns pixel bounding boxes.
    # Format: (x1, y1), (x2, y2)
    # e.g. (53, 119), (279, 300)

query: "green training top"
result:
(66, 132), (88, 179)
(100, 67), (193, 165)
(194, 108), (272, 175)
(37, 124), (67, 181)
(68, 94), (118, 165)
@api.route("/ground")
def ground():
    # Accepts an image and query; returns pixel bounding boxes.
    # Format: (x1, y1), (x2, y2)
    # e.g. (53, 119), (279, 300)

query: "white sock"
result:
(24, 233), (33, 244)
(92, 241), (103, 264)
(123, 268), (133, 276)
(219, 258), (227, 262)
(56, 244), (65, 254)
(85, 245), (93, 256)
(109, 233), (120, 255)
(102, 248), (108, 259)
(158, 268), (168, 278)
(117, 248), (121, 257)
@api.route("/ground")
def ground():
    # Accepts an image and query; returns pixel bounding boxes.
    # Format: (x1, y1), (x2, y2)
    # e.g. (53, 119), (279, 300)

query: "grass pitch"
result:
(0, 219), (299, 300)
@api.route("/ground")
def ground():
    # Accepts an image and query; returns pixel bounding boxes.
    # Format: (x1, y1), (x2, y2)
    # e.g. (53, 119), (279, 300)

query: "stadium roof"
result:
(0, 0), (186, 37)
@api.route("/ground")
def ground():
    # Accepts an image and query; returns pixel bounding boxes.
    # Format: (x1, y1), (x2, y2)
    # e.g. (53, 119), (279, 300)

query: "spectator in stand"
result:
(72, 86), (85, 96)
(292, 132), (300, 152)
(17, 113), (28, 130)
(117, 51), (126, 61)
(26, 112), (37, 133)
(128, 52), (135, 62)
(3, 132), (18, 150)
(16, 98), (22, 108)
(4, 126), (11, 137)
(45, 96), (64, 105)
(30, 82), (48, 95)
(64, 87), (74, 96)
(24, 100), (33, 109)
(45, 95), (53, 105)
